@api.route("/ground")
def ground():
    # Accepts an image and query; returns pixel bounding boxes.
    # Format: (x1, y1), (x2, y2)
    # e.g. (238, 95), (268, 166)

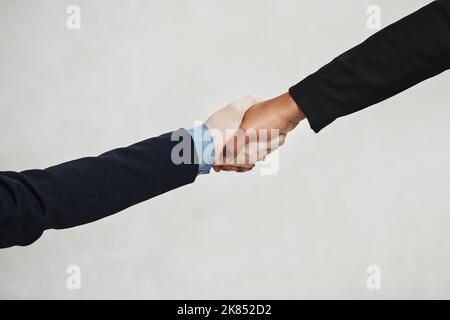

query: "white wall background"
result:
(0, 0), (449, 299)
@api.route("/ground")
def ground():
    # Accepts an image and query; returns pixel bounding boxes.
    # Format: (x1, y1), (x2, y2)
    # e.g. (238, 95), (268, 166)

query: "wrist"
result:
(277, 92), (305, 123)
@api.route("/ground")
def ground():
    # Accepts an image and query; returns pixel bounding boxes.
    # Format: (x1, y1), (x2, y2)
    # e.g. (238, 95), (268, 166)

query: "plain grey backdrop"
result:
(0, 0), (449, 299)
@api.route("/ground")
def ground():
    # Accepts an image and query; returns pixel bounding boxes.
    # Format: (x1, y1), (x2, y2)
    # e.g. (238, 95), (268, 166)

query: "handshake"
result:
(200, 93), (305, 173)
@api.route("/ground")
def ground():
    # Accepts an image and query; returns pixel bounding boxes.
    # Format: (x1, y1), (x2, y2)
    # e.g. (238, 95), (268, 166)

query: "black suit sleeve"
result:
(0, 129), (198, 248)
(289, 0), (450, 133)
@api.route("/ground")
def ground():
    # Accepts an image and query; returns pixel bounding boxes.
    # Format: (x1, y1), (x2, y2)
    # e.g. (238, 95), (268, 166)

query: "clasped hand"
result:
(204, 93), (305, 173)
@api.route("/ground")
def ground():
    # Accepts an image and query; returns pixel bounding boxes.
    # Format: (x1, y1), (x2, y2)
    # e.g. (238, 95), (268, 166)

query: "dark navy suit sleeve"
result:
(0, 129), (198, 248)
(289, 0), (450, 132)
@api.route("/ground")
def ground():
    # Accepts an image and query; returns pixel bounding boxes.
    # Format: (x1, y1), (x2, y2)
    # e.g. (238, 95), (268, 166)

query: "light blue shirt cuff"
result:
(187, 124), (215, 175)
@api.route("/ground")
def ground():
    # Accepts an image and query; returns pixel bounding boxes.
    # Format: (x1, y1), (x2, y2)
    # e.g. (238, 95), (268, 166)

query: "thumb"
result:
(232, 95), (258, 116)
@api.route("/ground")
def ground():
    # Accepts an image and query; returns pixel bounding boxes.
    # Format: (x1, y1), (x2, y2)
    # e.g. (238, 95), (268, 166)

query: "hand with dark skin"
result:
(214, 93), (305, 172)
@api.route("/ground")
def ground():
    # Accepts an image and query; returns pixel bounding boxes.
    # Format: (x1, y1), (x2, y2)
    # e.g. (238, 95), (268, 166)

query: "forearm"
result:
(289, 0), (450, 132)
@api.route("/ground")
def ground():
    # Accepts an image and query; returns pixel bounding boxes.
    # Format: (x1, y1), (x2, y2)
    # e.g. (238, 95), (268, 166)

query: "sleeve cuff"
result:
(289, 70), (338, 134)
(187, 124), (215, 175)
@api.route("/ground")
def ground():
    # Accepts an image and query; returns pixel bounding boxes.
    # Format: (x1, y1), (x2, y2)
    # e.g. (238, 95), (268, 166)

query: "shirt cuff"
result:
(187, 124), (215, 175)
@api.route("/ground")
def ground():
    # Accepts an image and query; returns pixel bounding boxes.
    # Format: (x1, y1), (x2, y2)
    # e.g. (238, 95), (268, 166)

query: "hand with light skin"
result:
(214, 93), (305, 172)
(204, 95), (258, 172)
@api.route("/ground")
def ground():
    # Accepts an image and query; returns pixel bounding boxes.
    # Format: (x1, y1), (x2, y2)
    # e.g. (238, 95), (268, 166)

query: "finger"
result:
(235, 164), (255, 173)
(224, 165), (254, 173)
(222, 128), (257, 165)
(232, 133), (285, 166)
(234, 163), (255, 170)
(259, 134), (286, 157)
